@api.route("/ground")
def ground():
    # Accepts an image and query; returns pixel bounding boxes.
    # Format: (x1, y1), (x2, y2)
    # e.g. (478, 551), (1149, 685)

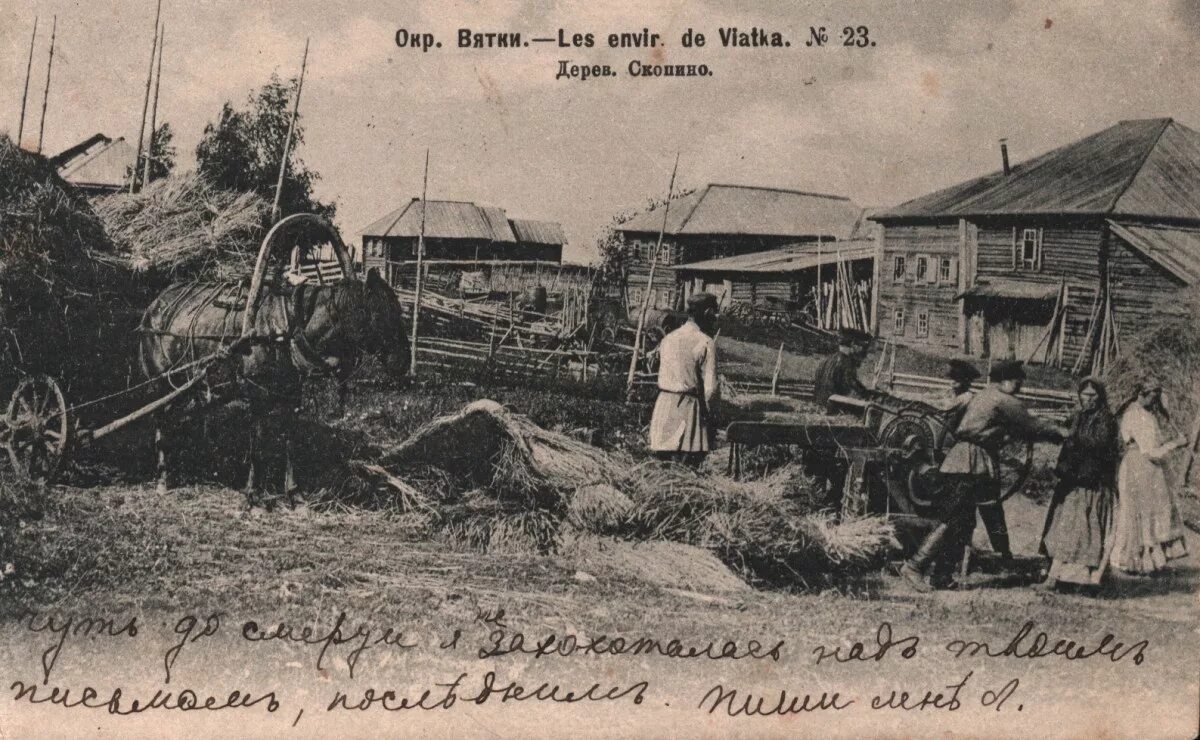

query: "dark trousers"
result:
(909, 473), (980, 583)
(975, 500), (1011, 556)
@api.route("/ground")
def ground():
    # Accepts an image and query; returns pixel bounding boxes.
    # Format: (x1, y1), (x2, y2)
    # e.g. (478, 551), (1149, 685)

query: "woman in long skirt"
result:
(1109, 380), (1190, 575)
(1041, 377), (1119, 589)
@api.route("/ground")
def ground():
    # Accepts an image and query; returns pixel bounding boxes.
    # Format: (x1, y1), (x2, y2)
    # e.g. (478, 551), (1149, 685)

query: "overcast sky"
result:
(4, 0), (1199, 263)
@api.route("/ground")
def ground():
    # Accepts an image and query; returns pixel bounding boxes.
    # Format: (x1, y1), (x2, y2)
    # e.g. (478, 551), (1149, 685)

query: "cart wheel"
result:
(878, 413), (938, 508)
(994, 439), (1035, 503)
(5, 375), (70, 483)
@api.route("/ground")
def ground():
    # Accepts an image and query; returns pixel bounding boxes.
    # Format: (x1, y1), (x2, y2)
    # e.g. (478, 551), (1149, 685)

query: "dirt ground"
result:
(0, 376), (1196, 738)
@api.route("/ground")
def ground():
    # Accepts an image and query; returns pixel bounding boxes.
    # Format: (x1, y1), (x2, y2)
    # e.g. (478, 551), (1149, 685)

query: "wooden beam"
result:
(16, 16), (37, 149)
(131, 0), (161, 191)
(625, 153), (680, 401)
(409, 149), (431, 375)
(142, 22), (165, 187)
(271, 38), (309, 222)
(35, 15), (56, 155)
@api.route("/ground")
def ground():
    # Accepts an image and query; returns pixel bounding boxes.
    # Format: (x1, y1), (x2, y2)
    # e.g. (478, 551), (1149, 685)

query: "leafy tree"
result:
(147, 123), (176, 181)
(195, 74), (334, 220)
(125, 123), (176, 186)
(594, 187), (695, 288)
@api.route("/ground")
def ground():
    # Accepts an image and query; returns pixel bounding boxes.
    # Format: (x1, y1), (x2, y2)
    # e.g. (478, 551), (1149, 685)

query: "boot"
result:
(978, 502), (1012, 560)
(902, 523), (949, 593)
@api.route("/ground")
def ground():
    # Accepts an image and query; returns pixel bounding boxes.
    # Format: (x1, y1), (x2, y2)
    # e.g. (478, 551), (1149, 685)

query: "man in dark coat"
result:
(901, 360), (1067, 591)
(807, 328), (875, 513)
(812, 328), (874, 411)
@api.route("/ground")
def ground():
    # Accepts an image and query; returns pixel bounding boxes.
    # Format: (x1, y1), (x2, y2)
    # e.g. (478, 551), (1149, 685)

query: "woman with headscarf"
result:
(1041, 377), (1119, 589)
(1109, 379), (1190, 575)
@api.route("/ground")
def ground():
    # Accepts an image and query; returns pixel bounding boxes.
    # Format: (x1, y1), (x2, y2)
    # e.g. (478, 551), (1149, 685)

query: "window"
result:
(1013, 228), (1042, 270)
(893, 307), (906, 335)
(939, 257), (954, 283)
(915, 255), (929, 282)
(916, 310), (929, 338)
(893, 255), (907, 282)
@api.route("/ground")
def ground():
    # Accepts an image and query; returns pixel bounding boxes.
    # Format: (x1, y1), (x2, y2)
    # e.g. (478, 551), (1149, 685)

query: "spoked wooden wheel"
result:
(992, 438), (1035, 503)
(4, 375), (70, 483)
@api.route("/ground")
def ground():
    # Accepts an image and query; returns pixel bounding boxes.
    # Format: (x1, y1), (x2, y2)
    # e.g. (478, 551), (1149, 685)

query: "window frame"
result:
(1012, 227), (1043, 271)
(938, 256), (953, 283)
(915, 254), (929, 282)
(893, 255), (907, 282)
(916, 310), (930, 338)
(893, 306), (906, 335)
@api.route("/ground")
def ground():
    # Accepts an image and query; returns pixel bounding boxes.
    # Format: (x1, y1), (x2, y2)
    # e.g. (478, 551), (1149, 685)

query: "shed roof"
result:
(362, 199), (516, 242)
(876, 118), (1200, 221)
(675, 241), (875, 275)
(617, 183), (863, 239)
(1108, 219), (1200, 285)
(509, 218), (566, 245)
(54, 133), (135, 190)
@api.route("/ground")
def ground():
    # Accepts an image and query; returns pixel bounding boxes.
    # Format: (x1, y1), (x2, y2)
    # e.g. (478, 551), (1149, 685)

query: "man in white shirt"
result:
(648, 293), (719, 467)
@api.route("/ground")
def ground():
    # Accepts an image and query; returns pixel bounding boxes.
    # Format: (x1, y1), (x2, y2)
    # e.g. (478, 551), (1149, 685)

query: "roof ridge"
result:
(1107, 118), (1173, 214)
(706, 182), (851, 200)
(377, 200), (415, 237)
(674, 183), (709, 233)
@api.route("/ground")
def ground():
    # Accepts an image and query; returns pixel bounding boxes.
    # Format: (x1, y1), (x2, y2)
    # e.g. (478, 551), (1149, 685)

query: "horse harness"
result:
(138, 280), (338, 378)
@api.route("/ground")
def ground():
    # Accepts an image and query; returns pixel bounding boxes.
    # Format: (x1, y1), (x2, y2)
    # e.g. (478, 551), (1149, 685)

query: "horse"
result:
(138, 267), (409, 508)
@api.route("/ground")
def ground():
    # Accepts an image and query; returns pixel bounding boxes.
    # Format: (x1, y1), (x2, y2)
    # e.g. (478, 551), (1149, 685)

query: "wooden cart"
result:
(726, 393), (1035, 517)
(0, 214), (355, 484)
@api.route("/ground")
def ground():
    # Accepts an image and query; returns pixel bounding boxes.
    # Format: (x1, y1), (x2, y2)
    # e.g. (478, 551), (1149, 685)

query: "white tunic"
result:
(648, 321), (718, 452)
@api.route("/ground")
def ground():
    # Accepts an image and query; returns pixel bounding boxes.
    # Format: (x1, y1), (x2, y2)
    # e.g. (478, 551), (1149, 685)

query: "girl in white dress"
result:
(1110, 381), (1190, 574)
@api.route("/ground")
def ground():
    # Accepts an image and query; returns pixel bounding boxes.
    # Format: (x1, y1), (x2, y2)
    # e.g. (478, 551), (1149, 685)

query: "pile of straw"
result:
(360, 399), (896, 589)
(92, 172), (268, 285)
(0, 136), (132, 390)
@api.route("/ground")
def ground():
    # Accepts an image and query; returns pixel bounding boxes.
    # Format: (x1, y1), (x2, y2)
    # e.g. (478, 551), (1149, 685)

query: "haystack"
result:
(92, 172), (268, 286)
(360, 399), (897, 590)
(0, 136), (130, 391)
(1108, 289), (1200, 488)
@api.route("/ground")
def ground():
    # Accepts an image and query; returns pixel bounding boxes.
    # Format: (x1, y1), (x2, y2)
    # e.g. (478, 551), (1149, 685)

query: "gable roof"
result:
(616, 183), (862, 239)
(509, 218), (566, 245)
(876, 119), (1200, 221)
(362, 199), (516, 242)
(54, 134), (135, 190)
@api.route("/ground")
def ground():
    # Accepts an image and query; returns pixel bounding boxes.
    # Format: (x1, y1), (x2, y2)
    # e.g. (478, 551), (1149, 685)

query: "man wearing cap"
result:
(648, 293), (720, 468)
(812, 328), (875, 411)
(902, 359), (1066, 591)
(807, 328), (876, 513)
(932, 359), (981, 429)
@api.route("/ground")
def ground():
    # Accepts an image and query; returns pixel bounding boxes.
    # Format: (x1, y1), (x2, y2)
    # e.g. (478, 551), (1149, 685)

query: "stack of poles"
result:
(810, 245), (870, 332)
(1070, 266), (1121, 377)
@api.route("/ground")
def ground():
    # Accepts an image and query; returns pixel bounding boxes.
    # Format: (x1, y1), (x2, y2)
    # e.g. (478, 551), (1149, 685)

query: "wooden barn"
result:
(52, 133), (136, 196)
(509, 218), (566, 262)
(872, 118), (1200, 372)
(614, 183), (864, 314)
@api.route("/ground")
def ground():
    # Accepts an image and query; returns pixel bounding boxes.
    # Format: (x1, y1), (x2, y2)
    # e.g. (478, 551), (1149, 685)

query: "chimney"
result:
(999, 138), (1011, 175)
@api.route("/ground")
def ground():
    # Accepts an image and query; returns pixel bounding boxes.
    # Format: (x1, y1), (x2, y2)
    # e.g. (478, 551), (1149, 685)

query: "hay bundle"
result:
(0, 135), (132, 391)
(92, 172), (268, 285)
(361, 399), (896, 588)
(561, 534), (751, 594)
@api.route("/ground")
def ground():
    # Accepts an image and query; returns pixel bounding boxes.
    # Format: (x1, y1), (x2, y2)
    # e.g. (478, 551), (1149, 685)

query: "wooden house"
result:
(52, 133), (135, 196)
(872, 118), (1200, 370)
(509, 219), (566, 262)
(614, 183), (864, 314)
(360, 198), (579, 296)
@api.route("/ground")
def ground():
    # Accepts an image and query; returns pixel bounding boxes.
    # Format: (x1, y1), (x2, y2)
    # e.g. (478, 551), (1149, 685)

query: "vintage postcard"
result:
(1, 0), (1198, 737)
